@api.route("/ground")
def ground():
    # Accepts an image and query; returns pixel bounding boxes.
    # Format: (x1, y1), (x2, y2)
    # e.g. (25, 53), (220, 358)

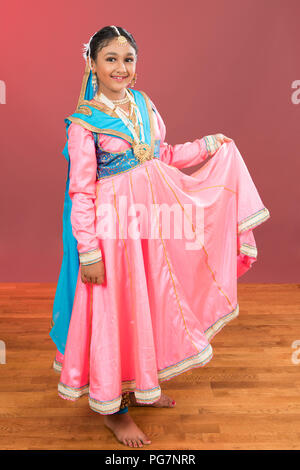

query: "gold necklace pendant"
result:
(133, 142), (152, 163)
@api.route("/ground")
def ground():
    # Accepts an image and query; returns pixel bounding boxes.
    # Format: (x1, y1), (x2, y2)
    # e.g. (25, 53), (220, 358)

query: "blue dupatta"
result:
(50, 61), (153, 354)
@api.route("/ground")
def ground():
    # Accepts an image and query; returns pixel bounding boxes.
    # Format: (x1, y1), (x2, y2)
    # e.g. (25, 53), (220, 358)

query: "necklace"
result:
(94, 92), (129, 105)
(111, 95), (130, 104)
(94, 94), (129, 105)
(95, 89), (152, 163)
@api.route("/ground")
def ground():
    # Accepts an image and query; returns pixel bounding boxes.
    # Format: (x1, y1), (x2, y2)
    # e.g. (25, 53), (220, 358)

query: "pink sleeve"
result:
(68, 122), (102, 265)
(150, 100), (209, 169)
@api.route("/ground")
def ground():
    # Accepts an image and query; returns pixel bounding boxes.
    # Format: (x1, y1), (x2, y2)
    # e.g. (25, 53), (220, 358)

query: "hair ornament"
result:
(110, 25), (128, 45)
(82, 31), (98, 68)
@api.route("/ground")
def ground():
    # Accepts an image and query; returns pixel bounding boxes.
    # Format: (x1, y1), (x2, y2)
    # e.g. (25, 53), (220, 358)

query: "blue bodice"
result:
(93, 136), (161, 180)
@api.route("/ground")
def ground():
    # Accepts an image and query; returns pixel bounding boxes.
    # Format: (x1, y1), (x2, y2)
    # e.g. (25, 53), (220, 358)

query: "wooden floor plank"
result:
(0, 283), (300, 449)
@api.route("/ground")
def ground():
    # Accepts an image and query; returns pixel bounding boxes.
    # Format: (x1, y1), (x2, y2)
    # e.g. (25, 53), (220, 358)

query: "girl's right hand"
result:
(80, 259), (105, 285)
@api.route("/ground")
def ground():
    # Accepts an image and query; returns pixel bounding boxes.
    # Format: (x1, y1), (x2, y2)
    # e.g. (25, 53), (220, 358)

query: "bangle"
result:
(79, 248), (102, 266)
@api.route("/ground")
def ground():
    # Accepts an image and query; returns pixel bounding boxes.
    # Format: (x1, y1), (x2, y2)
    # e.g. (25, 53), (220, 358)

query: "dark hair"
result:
(88, 26), (138, 62)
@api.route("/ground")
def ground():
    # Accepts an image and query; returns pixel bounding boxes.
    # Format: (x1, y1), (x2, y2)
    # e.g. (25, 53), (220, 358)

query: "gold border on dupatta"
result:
(76, 61), (90, 109)
(66, 116), (135, 145)
(68, 89), (156, 151)
(75, 105), (93, 116)
(139, 90), (155, 157)
(78, 99), (116, 117)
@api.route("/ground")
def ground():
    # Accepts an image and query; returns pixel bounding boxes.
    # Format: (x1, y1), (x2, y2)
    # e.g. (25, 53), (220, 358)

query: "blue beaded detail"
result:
(94, 138), (161, 181)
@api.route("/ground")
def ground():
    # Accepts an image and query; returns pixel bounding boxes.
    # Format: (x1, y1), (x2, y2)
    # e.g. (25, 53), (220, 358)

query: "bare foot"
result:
(129, 391), (176, 408)
(103, 412), (152, 448)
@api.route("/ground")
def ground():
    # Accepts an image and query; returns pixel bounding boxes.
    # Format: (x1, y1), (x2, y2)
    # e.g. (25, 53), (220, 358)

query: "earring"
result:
(92, 72), (98, 95)
(130, 73), (137, 87)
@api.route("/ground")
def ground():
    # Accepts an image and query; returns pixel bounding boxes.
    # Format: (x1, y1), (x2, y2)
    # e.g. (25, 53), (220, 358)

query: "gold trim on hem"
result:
(204, 303), (239, 341)
(53, 359), (62, 373)
(53, 303), (239, 414)
(58, 382), (89, 399)
(56, 343), (213, 414)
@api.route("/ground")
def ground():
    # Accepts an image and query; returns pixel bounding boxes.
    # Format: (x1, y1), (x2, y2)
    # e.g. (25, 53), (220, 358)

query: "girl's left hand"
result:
(204, 133), (233, 156)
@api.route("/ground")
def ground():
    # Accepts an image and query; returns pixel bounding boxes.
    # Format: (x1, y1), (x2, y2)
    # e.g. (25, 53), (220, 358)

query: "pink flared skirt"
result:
(53, 140), (270, 414)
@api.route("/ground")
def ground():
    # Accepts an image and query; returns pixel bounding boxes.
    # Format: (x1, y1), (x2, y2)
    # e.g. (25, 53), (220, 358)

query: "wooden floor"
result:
(0, 283), (299, 450)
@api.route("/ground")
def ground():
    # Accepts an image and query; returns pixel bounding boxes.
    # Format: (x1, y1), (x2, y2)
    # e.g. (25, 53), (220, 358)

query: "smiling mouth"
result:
(111, 76), (128, 80)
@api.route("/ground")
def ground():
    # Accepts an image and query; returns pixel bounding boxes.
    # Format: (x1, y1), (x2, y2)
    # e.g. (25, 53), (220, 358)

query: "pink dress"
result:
(53, 99), (270, 414)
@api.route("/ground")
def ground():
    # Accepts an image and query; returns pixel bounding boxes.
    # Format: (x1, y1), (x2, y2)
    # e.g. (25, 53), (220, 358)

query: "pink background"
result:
(0, 0), (299, 282)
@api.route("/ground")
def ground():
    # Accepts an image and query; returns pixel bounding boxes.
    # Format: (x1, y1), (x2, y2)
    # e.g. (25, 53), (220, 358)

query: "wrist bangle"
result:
(79, 248), (102, 266)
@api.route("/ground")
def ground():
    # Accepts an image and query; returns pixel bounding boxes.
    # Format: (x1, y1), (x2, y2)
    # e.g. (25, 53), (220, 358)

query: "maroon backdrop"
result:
(0, 0), (299, 282)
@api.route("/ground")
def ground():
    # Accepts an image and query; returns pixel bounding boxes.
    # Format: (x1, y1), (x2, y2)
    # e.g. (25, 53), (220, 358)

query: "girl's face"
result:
(91, 38), (137, 94)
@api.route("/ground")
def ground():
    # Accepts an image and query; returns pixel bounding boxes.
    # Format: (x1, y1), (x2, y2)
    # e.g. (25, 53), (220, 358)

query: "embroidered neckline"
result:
(67, 91), (155, 151)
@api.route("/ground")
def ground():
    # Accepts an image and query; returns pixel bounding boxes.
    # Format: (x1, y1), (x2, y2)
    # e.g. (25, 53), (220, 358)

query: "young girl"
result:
(50, 25), (270, 448)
